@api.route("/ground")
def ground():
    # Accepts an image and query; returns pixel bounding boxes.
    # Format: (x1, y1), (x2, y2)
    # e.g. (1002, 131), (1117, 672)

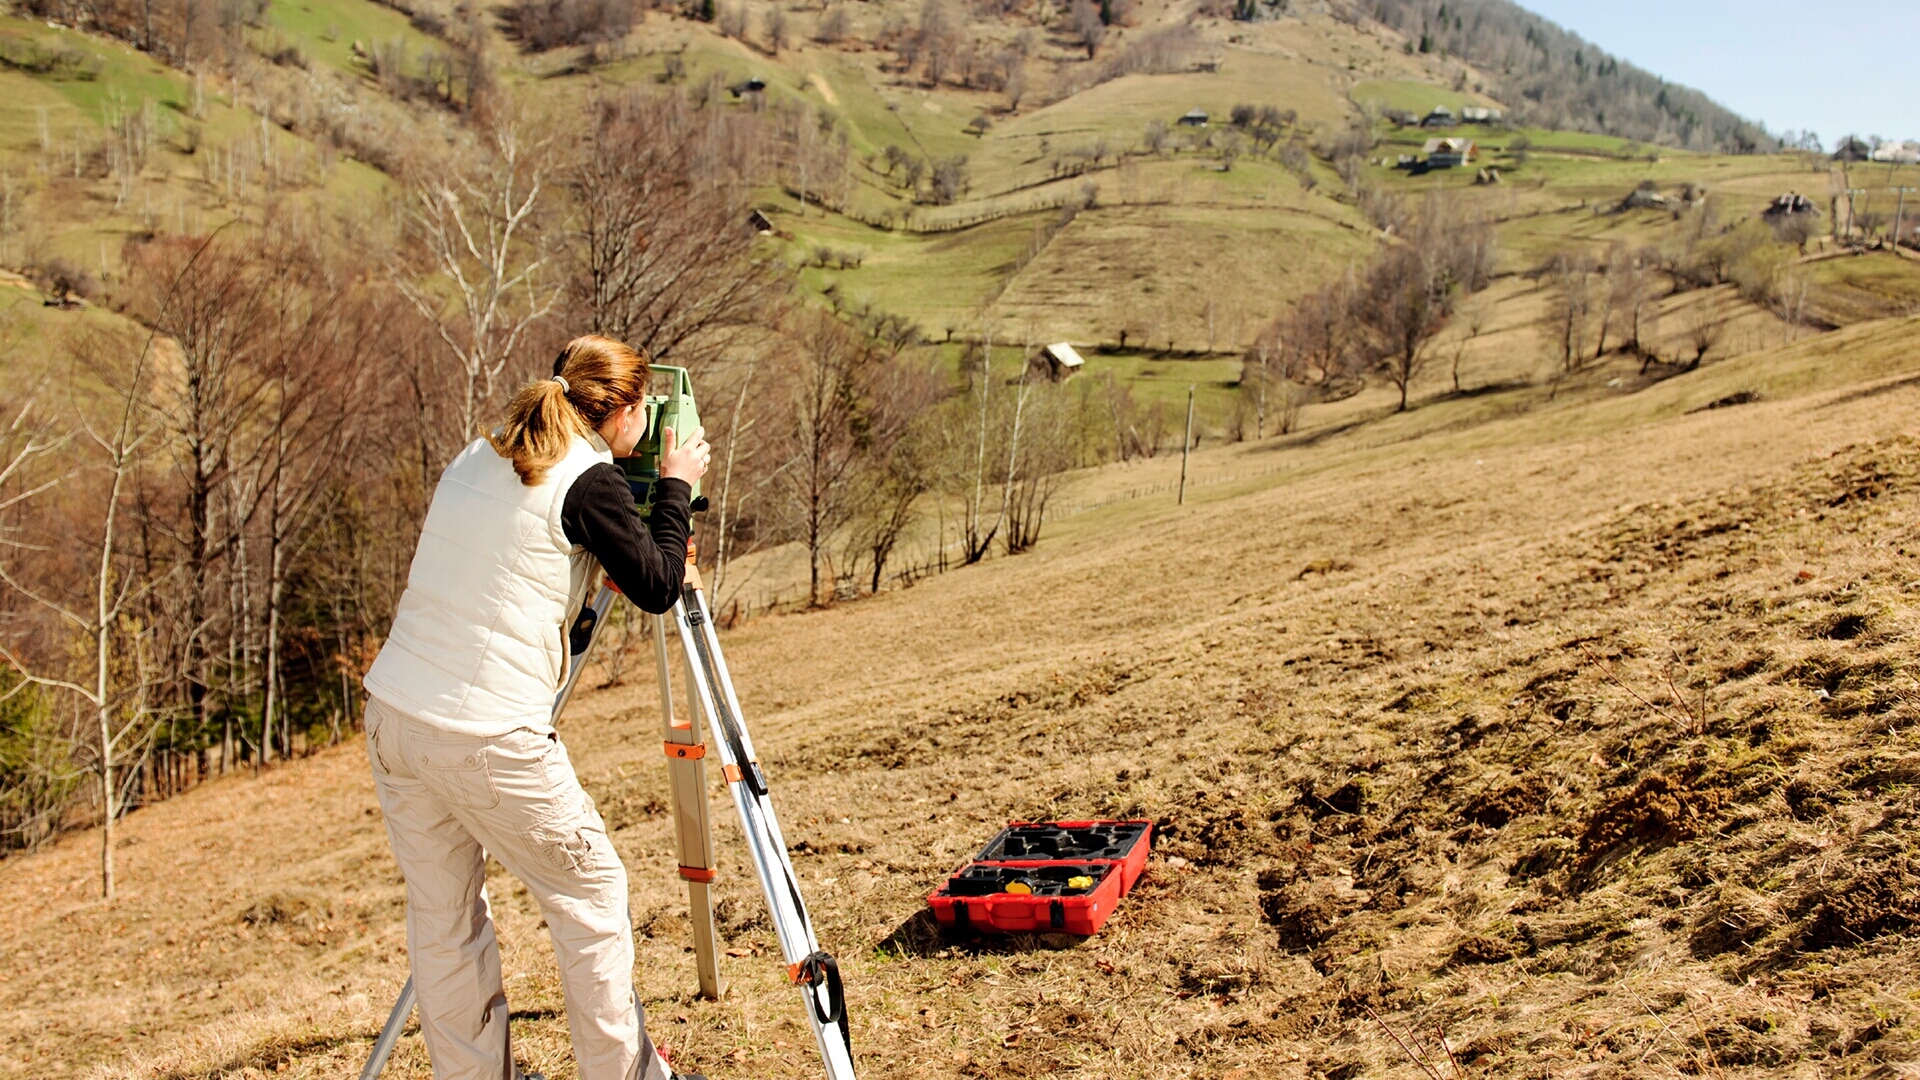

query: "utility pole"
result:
(1844, 188), (1866, 240)
(1178, 385), (1194, 505)
(1894, 187), (1916, 252)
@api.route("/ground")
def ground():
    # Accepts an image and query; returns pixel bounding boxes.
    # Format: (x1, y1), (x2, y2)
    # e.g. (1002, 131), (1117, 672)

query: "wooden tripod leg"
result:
(656, 613), (725, 1001)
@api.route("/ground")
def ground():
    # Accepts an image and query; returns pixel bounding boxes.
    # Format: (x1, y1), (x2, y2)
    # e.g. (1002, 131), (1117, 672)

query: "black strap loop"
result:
(568, 605), (599, 655)
(796, 950), (852, 1056)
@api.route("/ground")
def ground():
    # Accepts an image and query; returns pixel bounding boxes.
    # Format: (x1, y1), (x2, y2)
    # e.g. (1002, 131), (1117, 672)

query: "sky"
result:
(1515, 1), (1917, 148)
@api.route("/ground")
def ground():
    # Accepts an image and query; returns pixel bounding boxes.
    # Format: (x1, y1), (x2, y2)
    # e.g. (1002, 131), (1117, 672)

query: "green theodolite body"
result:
(619, 365), (707, 517)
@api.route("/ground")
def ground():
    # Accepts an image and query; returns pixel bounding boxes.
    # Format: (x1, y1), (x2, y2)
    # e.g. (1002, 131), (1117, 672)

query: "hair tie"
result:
(551, 376), (570, 394)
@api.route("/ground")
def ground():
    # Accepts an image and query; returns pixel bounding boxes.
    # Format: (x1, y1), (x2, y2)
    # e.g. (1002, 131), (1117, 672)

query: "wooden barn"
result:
(1034, 342), (1086, 381)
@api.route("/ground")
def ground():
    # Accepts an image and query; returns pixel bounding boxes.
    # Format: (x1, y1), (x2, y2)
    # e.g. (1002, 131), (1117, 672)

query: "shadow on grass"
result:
(156, 1033), (358, 1080)
(875, 907), (1083, 958)
(1427, 377), (1535, 402)
(1240, 377), (1543, 455)
(1815, 370), (1920, 410)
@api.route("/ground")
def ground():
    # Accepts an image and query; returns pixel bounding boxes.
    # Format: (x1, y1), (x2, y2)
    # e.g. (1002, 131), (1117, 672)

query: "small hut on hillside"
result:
(1034, 342), (1085, 381)
(1422, 137), (1475, 167)
(1762, 193), (1821, 221)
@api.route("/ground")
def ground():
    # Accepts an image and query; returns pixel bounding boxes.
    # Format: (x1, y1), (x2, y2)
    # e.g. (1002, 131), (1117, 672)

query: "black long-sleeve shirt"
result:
(560, 465), (691, 614)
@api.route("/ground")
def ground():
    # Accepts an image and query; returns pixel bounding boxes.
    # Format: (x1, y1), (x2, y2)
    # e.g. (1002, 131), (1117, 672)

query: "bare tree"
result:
(1143, 119), (1170, 156)
(846, 358), (943, 593)
(777, 311), (875, 606)
(1359, 244), (1450, 412)
(1243, 334), (1274, 438)
(764, 6), (790, 52)
(1683, 301), (1725, 370)
(0, 329), (163, 899)
(954, 326), (1003, 564)
(393, 123), (560, 446)
(1004, 380), (1076, 554)
(814, 5), (850, 43)
(1069, 0), (1106, 57)
(1592, 242), (1625, 360)
(563, 91), (789, 368)
(1612, 245), (1660, 365)
(916, 0), (960, 84)
(1775, 270), (1809, 343)
(928, 156), (969, 205)
(1545, 249), (1599, 394)
(251, 244), (388, 766)
(122, 234), (279, 769)
(1448, 295), (1488, 394)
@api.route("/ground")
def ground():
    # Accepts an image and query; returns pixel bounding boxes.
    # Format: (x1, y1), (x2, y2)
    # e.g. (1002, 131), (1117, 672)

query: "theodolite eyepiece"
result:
(619, 365), (710, 517)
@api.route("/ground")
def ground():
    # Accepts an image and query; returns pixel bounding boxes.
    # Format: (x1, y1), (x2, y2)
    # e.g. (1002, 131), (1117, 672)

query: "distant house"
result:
(1762, 192), (1821, 220)
(746, 208), (775, 235)
(1177, 108), (1209, 127)
(1461, 106), (1504, 123)
(1871, 140), (1920, 164)
(1833, 136), (1873, 162)
(1034, 342), (1085, 381)
(1618, 184), (1673, 211)
(1421, 106), (1457, 128)
(1382, 108), (1420, 127)
(1422, 137), (1475, 168)
(729, 77), (767, 98)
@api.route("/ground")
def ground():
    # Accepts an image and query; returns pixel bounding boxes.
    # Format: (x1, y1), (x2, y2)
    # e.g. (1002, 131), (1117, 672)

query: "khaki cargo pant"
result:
(365, 696), (672, 1080)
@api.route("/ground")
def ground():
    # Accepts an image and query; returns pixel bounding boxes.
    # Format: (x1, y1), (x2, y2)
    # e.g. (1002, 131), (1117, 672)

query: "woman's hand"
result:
(660, 425), (711, 484)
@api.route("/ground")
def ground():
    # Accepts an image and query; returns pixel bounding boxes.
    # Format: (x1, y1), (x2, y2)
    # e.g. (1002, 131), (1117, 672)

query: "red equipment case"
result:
(926, 820), (1152, 937)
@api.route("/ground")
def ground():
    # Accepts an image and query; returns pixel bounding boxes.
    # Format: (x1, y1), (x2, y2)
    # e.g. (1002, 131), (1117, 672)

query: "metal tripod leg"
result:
(357, 977), (416, 1080)
(664, 577), (857, 1080)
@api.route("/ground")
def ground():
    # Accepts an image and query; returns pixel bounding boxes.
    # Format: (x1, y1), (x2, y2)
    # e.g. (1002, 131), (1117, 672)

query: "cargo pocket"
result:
(530, 820), (609, 875)
(417, 742), (500, 810)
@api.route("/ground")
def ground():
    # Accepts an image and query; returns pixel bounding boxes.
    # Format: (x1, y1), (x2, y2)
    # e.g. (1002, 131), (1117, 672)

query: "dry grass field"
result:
(7, 312), (1920, 1079)
(9, 1), (1920, 1077)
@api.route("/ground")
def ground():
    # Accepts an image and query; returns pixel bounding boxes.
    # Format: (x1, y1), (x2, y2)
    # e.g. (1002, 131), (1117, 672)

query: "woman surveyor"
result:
(363, 335), (710, 1080)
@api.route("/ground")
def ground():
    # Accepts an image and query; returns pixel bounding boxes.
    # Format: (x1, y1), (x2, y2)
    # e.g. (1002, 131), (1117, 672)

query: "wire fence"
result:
(708, 460), (1297, 616)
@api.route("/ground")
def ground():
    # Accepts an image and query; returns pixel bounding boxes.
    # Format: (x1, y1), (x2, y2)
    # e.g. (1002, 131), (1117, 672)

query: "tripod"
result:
(358, 552), (856, 1080)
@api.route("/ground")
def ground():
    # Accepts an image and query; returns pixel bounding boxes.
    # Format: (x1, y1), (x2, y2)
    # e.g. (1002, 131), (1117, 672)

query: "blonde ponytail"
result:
(489, 335), (650, 485)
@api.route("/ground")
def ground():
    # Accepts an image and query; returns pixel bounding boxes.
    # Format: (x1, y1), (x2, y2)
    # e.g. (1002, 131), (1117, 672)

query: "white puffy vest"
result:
(364, 433), (611, 734)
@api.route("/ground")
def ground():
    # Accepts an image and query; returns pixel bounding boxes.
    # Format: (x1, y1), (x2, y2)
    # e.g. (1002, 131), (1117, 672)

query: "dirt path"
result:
(808, 71), (838, 106)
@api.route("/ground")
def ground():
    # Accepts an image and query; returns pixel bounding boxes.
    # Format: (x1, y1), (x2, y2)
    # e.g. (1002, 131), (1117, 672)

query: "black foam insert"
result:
(942, 862), (1111, 898)
(975, 822), (1149, 862)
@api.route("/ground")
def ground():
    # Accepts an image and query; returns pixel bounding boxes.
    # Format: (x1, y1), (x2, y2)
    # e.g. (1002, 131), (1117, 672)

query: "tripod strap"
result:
(792, 951), (852, 1057)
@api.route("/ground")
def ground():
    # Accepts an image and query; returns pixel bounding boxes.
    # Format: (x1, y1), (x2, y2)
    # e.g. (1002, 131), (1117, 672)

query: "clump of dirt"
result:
(239, 891), (325, 927)
(1689, 885), (1783, 959)
(1781, 779), (1833, 821)
(1173, 947), (1266, 996)
(1258, 869), (1369, 951)
(1301, 777), (1368, 820)
(1463, 775), (1550, 829)
(1447, 933), (1518, 966)
(1577, 762), (1729, 878)
(1795, 856), (1920, 950)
